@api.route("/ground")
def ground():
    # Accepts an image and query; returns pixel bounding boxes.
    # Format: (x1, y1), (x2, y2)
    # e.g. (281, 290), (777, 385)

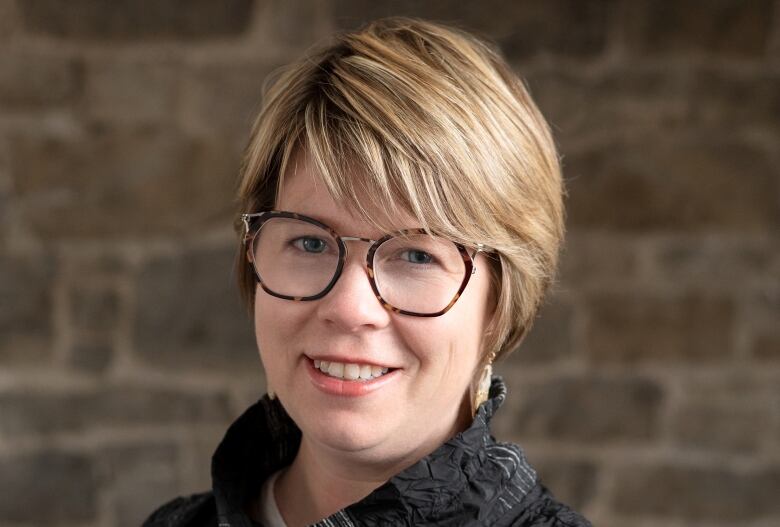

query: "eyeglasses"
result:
(241, 210), (489, 317)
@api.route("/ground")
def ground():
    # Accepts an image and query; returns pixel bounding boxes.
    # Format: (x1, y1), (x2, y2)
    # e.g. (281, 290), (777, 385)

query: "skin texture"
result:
(251, 151), (494, 526)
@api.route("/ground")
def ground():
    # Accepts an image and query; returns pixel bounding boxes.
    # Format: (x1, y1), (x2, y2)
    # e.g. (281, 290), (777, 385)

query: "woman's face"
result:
(253, 154), (494, 464)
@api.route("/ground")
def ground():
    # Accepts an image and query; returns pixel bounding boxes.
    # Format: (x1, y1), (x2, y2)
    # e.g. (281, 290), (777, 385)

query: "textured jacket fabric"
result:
(143, 377), (592, 527)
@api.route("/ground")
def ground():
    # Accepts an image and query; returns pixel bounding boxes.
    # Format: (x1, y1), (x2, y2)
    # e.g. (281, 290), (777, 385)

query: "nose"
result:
(315, 247), (391, 332)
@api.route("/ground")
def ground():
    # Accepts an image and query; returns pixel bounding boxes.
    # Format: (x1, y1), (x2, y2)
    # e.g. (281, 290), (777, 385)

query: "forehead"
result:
(276, 151), (419, 235)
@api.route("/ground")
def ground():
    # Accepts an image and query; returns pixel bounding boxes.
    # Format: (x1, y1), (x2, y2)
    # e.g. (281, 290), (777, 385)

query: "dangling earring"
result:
(267, 386), (276, 400)
(471, 351), (496, 417)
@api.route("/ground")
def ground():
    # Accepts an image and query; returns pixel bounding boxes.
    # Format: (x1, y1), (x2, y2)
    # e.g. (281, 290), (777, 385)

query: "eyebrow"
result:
(276, 207), (424, 237)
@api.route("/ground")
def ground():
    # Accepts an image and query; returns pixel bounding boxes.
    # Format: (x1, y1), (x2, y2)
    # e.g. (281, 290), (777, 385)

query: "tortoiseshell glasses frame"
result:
(241, 210), (490, 317)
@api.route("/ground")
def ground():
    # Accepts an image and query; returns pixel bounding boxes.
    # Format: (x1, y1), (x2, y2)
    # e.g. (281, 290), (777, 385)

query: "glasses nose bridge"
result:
(340, 235), (379, 262)
(333, 236), (381, 301)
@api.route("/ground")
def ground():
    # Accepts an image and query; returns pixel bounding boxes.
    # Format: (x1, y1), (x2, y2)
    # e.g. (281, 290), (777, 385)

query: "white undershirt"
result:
(257, 469), (287, 527)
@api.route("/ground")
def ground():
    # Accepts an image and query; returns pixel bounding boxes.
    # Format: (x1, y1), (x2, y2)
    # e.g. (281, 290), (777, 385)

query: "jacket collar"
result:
(211, 376), (536, 526)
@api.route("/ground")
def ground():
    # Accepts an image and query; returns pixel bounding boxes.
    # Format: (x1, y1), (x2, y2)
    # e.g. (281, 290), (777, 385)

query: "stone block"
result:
(60, 248), (128, 277)
(610, 464), (780, 521)
(20, 0), (255, 40)
(771, 5), (780, 59)
(0, 0), (19, 40)
(530, 65), (780, 152)
(526, 65), (689, 150)
(69, 283), (121, 334)
(623, 0), (774, 57)
(84, 57), (181, 126)
(0, 144), (9, 244)
(0, 386), (231, 437)
(89, 385), (231, 426)
(752, 333), (780, 361)
(68, 339), (114, 373)
(133, 245), (258, 373)
(97, 443), (181, 527)
(0, 450), (97, 523)
(668, 373), (776, 457)
(180, 59), (278, 139)
(686, 373), (775, 403)
(686, 68), (780, 129)
(0, 252), (54, 364)
(509, 295), (574, 363)
(652, 236), (776, 290)
(671, 401), (768, 453)
(252, 0), (332, 52)
(584, 291), (734, 363)
(9, 125), (239, 239)
(746, 289), (780, 361)
(331, 0), (612, 60)
(510, 375), (663, 443)
(531, 457), (598, 511)
(0, 50), (83, 108)
(0, 196), (9, 245)
(558, 232), (640, 288)
(572, 135), (779, 233)
(178, 424), (229, 493)
(565, 136), (778, 233)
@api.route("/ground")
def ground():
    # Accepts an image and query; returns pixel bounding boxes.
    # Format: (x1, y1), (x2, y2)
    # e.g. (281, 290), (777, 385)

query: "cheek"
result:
(394, 312), (484, 370)
(448, 310), (488, 363)
(392, 267), (493, 370)
(253, 291), (306, 365)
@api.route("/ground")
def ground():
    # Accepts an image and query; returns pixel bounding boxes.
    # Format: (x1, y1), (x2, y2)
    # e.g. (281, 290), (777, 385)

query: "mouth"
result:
(305, 357), (401, 397)
(312, 358), (394, 382)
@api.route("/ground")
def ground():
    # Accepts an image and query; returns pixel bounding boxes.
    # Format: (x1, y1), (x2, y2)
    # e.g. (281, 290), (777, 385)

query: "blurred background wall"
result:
(0, 1), (778, 526)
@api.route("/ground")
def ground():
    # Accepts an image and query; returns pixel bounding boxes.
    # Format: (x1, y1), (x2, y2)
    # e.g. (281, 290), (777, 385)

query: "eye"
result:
(399, 249), (434, 264)
(292, 237), (329, 253)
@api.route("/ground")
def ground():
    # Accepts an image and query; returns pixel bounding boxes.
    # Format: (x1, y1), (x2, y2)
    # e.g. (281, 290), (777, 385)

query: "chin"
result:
(298, 406), (396, 454)
(315, 428), (382, 454)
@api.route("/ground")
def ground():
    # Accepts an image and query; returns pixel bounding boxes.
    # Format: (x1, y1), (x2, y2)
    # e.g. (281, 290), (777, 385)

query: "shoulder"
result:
(506, 481), (593, 527)
(141, 491), (216, 527)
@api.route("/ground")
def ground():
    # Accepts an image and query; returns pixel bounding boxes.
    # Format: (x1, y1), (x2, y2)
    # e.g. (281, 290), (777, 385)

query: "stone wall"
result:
(1, 1), (778, 526)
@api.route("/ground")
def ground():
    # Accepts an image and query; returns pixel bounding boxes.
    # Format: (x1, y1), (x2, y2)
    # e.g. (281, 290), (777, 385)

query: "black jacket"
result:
(143, 377), (592, 527)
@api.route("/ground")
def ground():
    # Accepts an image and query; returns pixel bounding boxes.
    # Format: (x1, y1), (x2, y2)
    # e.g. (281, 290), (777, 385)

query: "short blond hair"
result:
(235, 17), (564, 364)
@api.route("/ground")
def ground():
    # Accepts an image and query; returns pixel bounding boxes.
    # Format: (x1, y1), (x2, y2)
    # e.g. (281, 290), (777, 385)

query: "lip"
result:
(305, 357), (400, 397)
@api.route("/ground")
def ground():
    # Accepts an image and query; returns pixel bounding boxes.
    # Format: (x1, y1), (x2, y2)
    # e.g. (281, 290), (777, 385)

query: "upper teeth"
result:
(314, 359), (389, 381)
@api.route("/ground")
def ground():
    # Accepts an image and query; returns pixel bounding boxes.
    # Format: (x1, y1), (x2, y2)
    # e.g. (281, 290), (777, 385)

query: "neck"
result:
(274, 438), (391, 526)
(273, 401), (472, 527)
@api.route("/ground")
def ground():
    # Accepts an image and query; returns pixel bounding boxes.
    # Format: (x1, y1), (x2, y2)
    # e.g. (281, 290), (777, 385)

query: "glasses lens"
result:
(374, 234), (466, 314)
(251, 217), (340, 298)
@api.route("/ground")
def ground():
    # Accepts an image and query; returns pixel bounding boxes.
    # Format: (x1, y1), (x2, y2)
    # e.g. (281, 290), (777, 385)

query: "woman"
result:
(145, 17), (591, 527)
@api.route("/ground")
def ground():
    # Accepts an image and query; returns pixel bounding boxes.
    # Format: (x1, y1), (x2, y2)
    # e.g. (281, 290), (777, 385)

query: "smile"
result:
(305, 357), (400, 397)
(314, 359), (390, 381)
